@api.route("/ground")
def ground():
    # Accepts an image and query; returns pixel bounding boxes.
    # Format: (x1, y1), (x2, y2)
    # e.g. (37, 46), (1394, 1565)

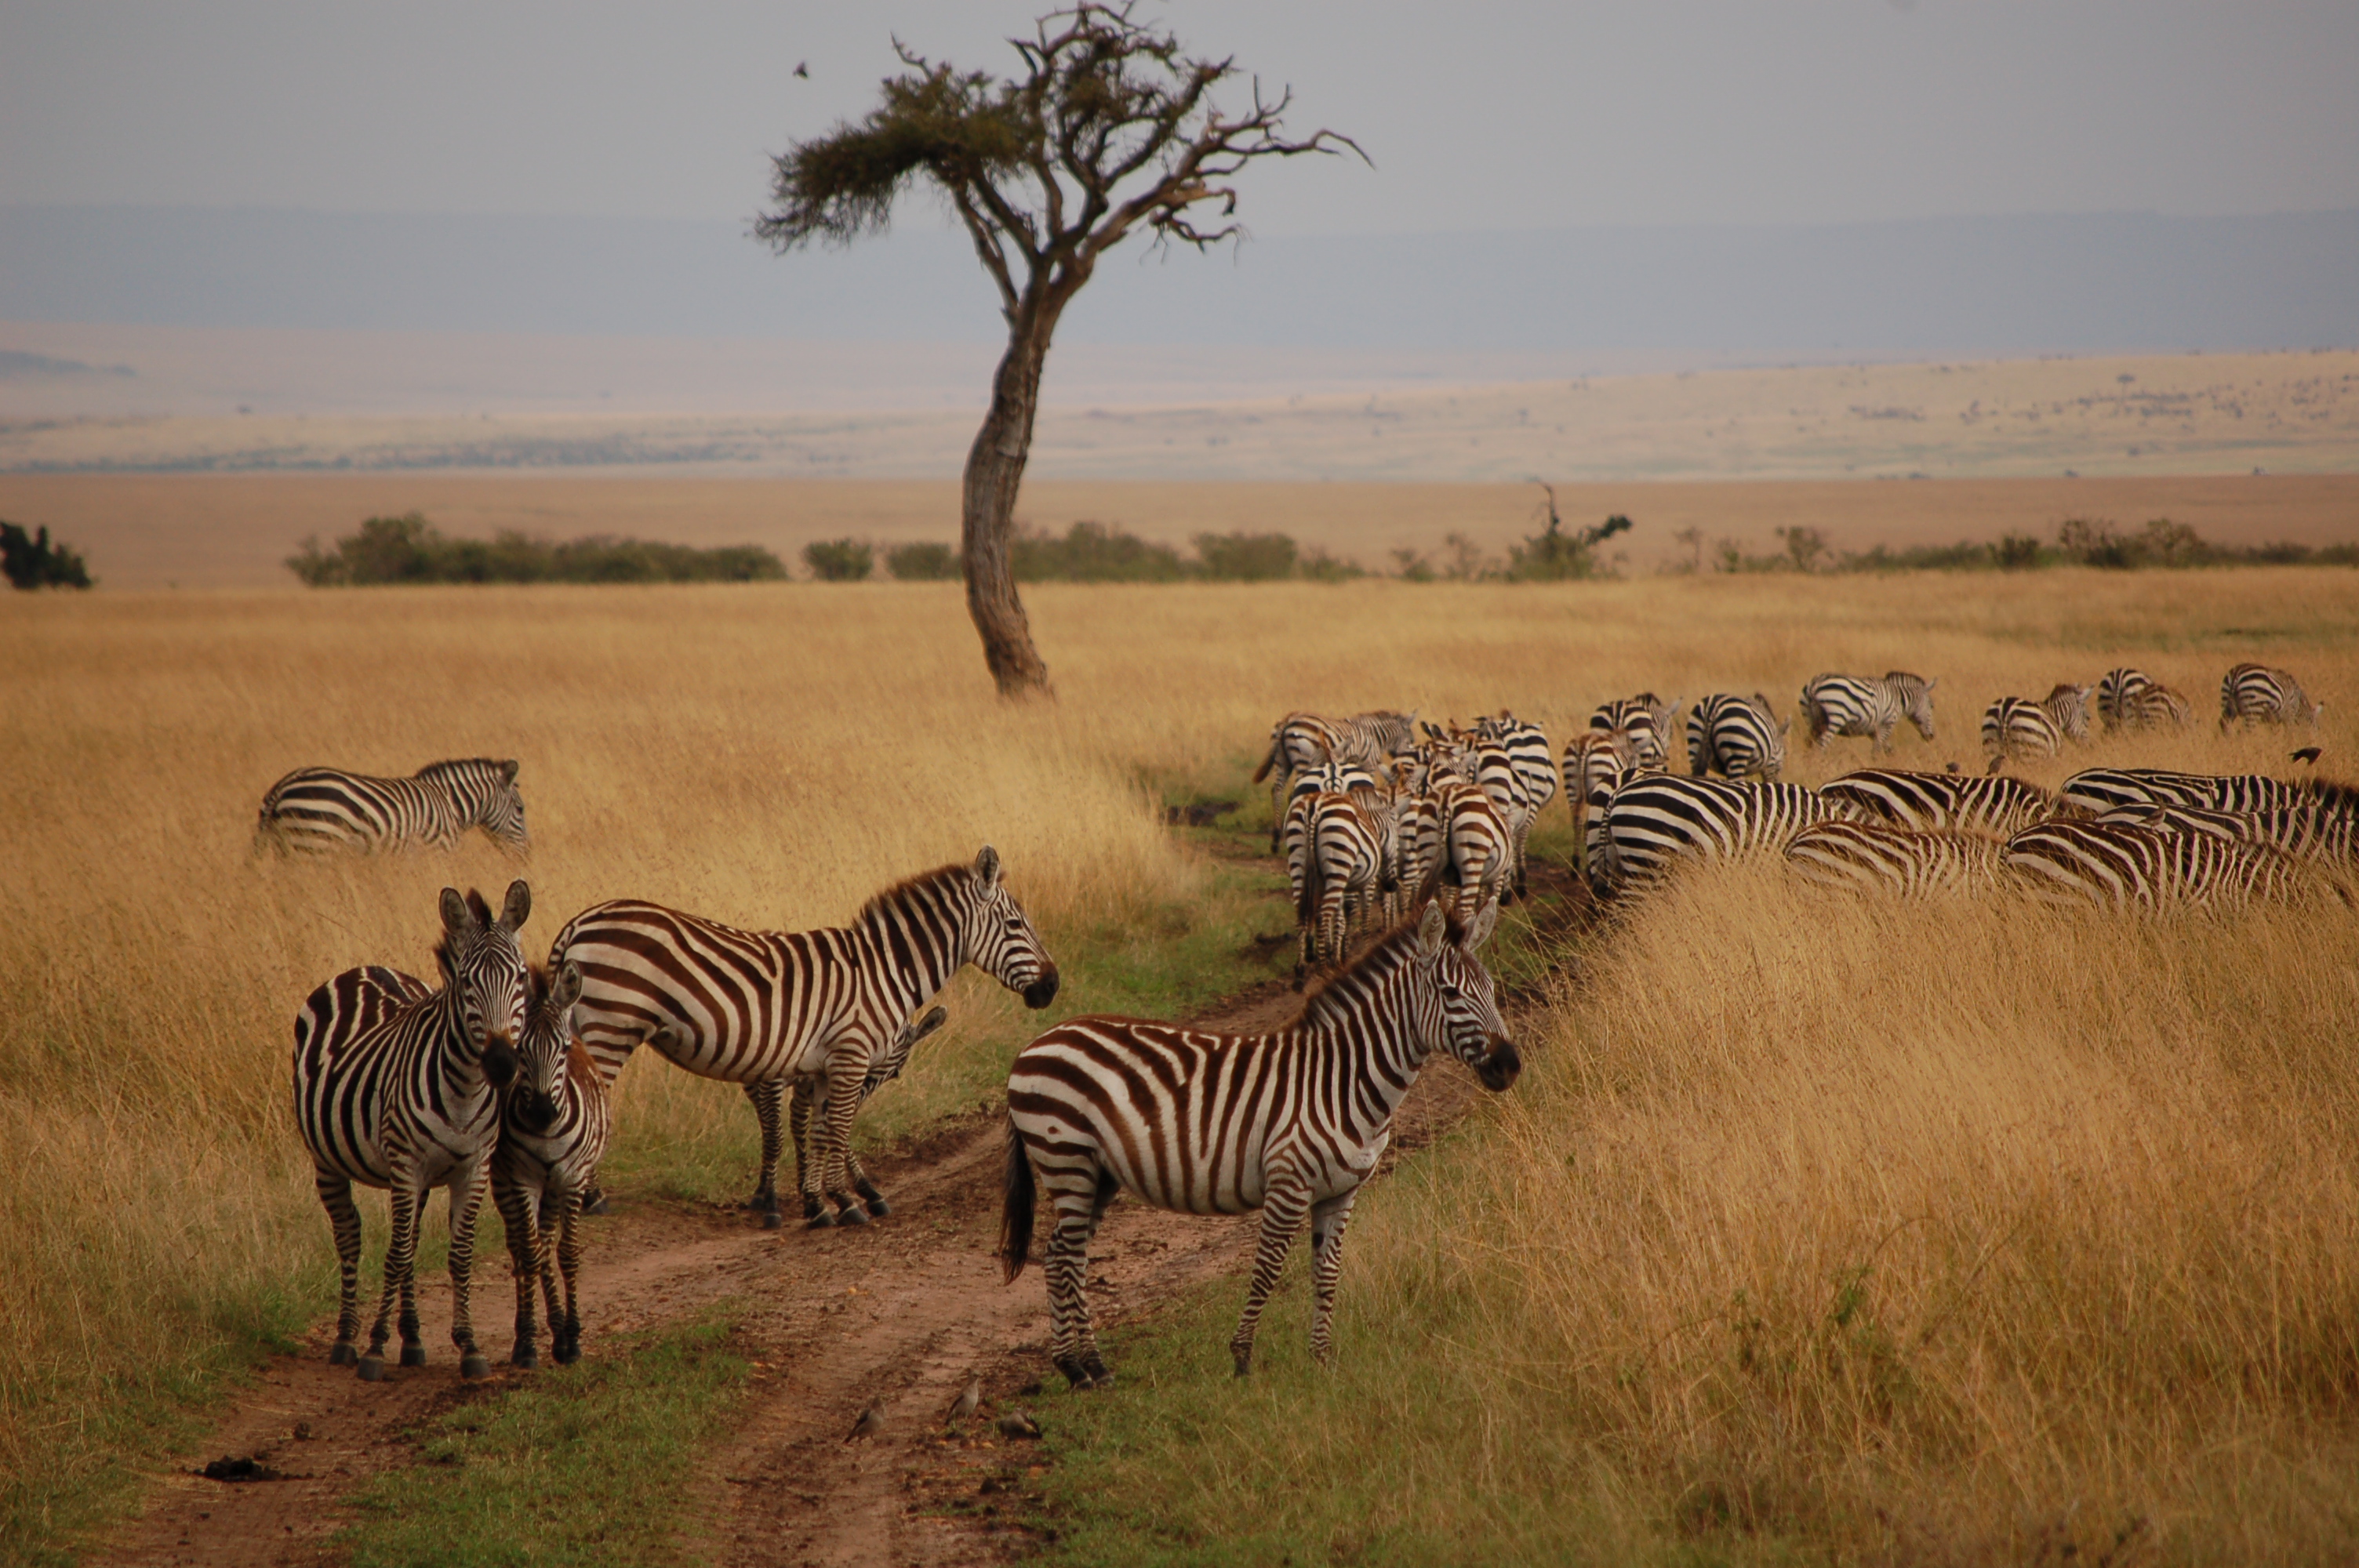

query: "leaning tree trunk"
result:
(961, 320), (1057, 699)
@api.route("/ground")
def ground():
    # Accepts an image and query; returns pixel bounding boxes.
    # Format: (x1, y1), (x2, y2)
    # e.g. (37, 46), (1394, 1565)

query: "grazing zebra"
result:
(2095, 790), (2359, 869)
(492, 961), (612, 1369)
(1798, 672), (1937, 755)
(2221, 663), (2323, 728)
(1589, 694), (1681, 772)
(1002, 900), (1519, 1387)
(1398, 777), (1511, 921)
(547, 848), (1059, 1228)
(2097, 668), (2193, 730)
(1820, 769), (2063, 837)
(256, 759), (529, 856)
(1784, 819), (2003, 898)
(1252, 710), (1419, 850)
(1981, 684), (2093, 761)
(1600, 775), (1848, 895)
(1287, 789), (1389, 983)
(1561, 730), (1644, 893)
(2060, 768), (2321, 817)
(1686, 693), (1790, 782)
(2095, 667), (2152, 730)
(293, 882), (532, 1380)
(2003, 821), (2322, 909)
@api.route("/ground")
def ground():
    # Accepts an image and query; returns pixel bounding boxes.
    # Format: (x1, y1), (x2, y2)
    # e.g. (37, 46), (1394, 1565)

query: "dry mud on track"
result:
(93, 978), (1496, 1567)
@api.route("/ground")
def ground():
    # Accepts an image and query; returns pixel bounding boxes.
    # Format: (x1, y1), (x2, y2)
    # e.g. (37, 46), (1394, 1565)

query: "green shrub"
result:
(885, 542), (961, 580)
(1194, 531), (1299, 582)
(1012, 521), (1187, 583)
(1, 521), (93, 590)
(285, 514), (786, 585)
(801, 539), (874, 582)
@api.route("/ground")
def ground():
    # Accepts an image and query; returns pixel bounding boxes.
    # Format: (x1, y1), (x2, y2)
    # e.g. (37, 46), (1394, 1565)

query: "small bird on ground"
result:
(996, 1410), (1041, 1440)
(1943, 760), (1960, 775)
(793, 60), (809, 78)
(947, 1376), (981, 1425)
(1985, 754), (2005, 776)
(2292, 746), (2322, 765)
(845, 1403), (885, 1443)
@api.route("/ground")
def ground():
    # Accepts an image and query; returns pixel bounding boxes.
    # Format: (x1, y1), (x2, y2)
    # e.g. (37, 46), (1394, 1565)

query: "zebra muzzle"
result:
(482, 1036), (518, 1090)
(1021, 969), (1061, 1010)
(1475, 1036), (1521, 1092)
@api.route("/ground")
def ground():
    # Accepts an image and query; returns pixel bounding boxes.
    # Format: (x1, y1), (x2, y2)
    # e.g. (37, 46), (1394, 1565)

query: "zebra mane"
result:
(856, 862), (975, 924)
(1289, 903), (1465, 1031)
(415, 757), (510, 781)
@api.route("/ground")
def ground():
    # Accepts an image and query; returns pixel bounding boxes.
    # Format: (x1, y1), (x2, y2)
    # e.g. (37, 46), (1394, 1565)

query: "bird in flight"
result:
(794, 60), (809, 78)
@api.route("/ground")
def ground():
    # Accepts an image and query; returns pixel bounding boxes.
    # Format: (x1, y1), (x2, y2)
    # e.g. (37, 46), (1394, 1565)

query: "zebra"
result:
(1600, 775), (1849, 895)
(492, 960), (612, 1370)
(1589, 694), (1681, 772)
(1784, 819), (2004, 898)
(547, 848), (1059, 1229)
(2002, 821), (2323, 909)
(1001, 899), (1519, 1388)
(1686, 693), (1789, 782)
(2095, 667), (2152, 730)
(1471, 713), (1559, 822)
(1981, 684), (2092, 761)
(292, 881), (532, 1380)
(2096, 668), (2193, 730)
(1286, 789), (1389, 984)
(1423, 724), (1543, 902)
(2060, 768), (2321, 817)
(2095, 790), (2359, 869)
(2221, 663), (2323, 728)
(783, 1004), (949, 1227)
(1798, 672), (1937, 755)
(257, 759), (529, 856)
(1398, 776), (1511, 922)
(1252, 710), (1419, 850)
(1819, 769), (2063, 837)
(1561, 729), (1643, 893)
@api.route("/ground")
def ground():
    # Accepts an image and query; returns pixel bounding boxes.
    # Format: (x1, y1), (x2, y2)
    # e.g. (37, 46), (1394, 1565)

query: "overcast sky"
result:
(4, 1), (2355, 237)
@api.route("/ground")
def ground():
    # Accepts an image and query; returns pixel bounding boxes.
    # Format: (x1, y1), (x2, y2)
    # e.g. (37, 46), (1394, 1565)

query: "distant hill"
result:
(2, 205), (2354, 356)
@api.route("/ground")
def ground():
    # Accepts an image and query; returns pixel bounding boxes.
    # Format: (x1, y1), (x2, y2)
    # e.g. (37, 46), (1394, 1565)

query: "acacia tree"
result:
(756, 5), (1361, 697)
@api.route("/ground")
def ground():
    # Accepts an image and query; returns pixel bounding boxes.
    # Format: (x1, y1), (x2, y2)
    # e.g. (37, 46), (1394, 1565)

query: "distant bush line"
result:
(287, 514), (786, 585)
(1680, 517), (2359, 576)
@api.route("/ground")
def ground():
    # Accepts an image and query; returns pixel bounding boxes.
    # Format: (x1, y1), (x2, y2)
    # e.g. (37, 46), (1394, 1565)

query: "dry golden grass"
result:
(3, 561), (2357, 1559)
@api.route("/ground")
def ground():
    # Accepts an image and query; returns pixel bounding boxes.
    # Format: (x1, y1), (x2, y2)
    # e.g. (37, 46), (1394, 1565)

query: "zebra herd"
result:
(264, 755), (1521, 1390)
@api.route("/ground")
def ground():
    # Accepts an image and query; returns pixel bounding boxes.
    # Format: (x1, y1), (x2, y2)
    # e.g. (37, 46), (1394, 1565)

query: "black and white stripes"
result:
(1981, 684), (2093, 761)
(2220, 662), (2323, 728)
(258, 759), (529, 856)
(1799, 672), (1936, 755)
(1686, 693), (1789, 782)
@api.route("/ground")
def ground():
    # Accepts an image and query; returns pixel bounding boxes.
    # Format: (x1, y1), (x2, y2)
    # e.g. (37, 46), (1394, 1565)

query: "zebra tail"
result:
(999, 1116), (1036, 1284)
(1297, 808), (1325, 926)
(1250, 736), (1278, 784)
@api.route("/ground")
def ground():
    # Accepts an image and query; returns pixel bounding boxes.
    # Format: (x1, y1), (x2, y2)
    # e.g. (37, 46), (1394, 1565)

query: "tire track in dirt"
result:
(92, 891), (1569, 1567)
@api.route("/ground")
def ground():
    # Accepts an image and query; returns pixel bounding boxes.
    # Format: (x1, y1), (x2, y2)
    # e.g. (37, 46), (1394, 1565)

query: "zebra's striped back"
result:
(1785, 820), (2003, 898)
(1820, 769), (2060, 836)
(2062, 768), (2319, 815)
(2221, 662), (2322, 728)
(1003, 901), (1518, 1385)
(258, 758), (528, 856)
(2002, 822), (2321, 909)
(2095, 797), (2359, 869)
(2095, 667), (2152, 729)
(2098, 670), (2192, 729)
(1981, 684), (2092, 760)
(1589, 694), (1681, 771)
(1472, 713), (1558, 817)
(1254, 710), (1417, 848)
(1686, 693), (1789, 782)
(1799, 671), (1936, 755)
(1601, 775), (1848, 895)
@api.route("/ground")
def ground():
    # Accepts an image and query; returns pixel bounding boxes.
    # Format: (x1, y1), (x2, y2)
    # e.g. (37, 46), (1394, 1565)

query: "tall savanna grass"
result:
(3, 565), (2354, 1560)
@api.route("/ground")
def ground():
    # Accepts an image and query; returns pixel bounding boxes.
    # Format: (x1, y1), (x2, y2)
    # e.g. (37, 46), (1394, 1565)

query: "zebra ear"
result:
(1463, 901), (1499, 953)
(975, 845), (1002, 886)
(1416, 901), (1447, 960)
(500, 760), (520, 783)
(440, 887), (473, 935)
(1926, 678), (1939, 691)
(500, 879), (532, 931)
(551, 960), (583, 1011)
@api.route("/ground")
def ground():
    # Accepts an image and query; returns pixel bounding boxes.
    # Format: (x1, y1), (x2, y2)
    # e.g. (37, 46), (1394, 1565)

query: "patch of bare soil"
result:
(92, 916), (1558, 1568)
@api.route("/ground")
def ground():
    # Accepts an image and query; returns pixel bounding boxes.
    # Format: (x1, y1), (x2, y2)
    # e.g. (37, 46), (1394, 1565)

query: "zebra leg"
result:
(1307, 1188), (1361, 1367)
(361, 1179), (421, 1380)
(1230, 1171), (1311, 1378)
(316, 1168), (365, 1366)
(496, 1173), (543, 1369)
(791, 1077), (827, 1225)
(448, 1161), (492, 1378)
(814, 1048), (871, 1227)
(1043, 1170), (1117, 1388)
(743, 1078), (786, 1226)
(552, 1189), (586, 1364)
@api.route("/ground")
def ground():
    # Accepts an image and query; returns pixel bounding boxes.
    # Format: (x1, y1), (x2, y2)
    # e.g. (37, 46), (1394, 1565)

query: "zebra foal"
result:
(549, 848), (1058, 1228)
(493, 960), (612, 1369)
(1002, 900), (1519, 1387)
(257, 758), (529, 855)
(292, 881), (532, 1379)
(1785, 820), (2002, 898)
(1798, 672), (1936, 755)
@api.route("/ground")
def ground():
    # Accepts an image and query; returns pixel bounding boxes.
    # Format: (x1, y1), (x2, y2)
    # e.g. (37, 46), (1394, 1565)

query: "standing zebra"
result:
(2095, 667), (2152, 730)
(1981, 684), (2092, 761)
(2003, 821), (2321, 909)
(1601, 775), (1849, 895)
(2095, 790), (2359, 870)
(1819, 769), (2062, 837)
(2221, 663), (2323, 728)
(1002, 900), (1519, 1388)
(257, 759), (529, 856)
(1471, 713), (1559, 822)
(1798, 672), (1937, 755)
(1398, 776), (1512, 922)
(1686, 693), (1789, 782)
(2060, 768), (2321, 816)
(1287, 788), (1389, 984)
(1784, 819), (2002, 898)
(783, 1004), (950, 1226)
(1589, 694), (1681, 772)
(293, 882), (532, 1380)
(492, 960), (612, 1370)
(1252, 710), (1419, 850)
(1561, 729), (1643, 893)
(2095, 668), (2194, 730)
(547, 848), (1059, 1228)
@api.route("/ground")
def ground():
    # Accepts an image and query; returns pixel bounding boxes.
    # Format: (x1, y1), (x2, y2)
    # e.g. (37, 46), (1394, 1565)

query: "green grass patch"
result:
(339, 1311), (752, 1568)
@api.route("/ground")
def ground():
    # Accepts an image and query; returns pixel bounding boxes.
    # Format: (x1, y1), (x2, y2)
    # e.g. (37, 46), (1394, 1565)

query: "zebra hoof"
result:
(554, 1338), (580, 1367)
(329, 1342), (357, 1367)
(511, 1346), (538, 1370)
(399, 1345), (427, 1368)
(1055, 1356), (1092, 1389)
(1230, 1348), (1254, 1379)
(863, 1197), (892, 1219)
(583, 1194), (610, 1217)
(356, 1355), (385, 1382)
(804, 1210), (835, 1230)
(762, 1209), (785, 1230)
(801, 1196), (826, 1221)
(836, 1204), (870, 1227)
(1081, 1355), (1114, 1388)
(460, 1353), (491, 1381)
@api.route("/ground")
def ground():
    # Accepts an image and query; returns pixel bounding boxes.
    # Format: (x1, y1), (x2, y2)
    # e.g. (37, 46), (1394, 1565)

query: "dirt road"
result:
(93, 973), (1499, 1568)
